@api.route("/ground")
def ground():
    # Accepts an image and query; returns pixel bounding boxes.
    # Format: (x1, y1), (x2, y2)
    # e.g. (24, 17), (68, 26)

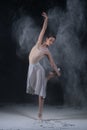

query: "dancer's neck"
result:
(42, 42), (48, 48)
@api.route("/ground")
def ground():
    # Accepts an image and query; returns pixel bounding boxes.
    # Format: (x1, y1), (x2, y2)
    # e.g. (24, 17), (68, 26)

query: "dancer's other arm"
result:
(46, 50), (61, 77)
(36, 12), (48, 47)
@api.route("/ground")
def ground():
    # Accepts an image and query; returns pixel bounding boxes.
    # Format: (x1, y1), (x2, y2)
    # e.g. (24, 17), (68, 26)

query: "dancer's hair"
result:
(46, 34), (56, 39)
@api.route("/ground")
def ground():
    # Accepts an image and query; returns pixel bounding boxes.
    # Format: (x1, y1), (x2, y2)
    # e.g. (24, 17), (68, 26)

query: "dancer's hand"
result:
(42, 12), (48, 19)
(53, 69), (61, 77)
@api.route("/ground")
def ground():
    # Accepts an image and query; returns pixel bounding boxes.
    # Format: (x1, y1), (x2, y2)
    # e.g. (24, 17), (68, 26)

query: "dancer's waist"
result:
(29, 62), (40, 66)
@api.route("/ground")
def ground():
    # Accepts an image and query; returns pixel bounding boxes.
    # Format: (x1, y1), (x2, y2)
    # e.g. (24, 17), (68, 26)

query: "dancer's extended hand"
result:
(42, 12), (48, 19)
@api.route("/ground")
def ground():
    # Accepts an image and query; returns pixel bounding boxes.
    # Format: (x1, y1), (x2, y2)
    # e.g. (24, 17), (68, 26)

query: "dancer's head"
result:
(45, 34), (56, 46)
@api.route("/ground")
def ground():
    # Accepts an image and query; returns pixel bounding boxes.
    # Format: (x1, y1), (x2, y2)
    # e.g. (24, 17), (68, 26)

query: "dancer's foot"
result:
(47, 68), (61, 80)
(38, 113), (42, 120)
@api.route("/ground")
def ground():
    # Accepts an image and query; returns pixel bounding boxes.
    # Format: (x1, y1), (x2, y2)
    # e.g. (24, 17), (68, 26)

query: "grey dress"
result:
(26, 45), (48, 98)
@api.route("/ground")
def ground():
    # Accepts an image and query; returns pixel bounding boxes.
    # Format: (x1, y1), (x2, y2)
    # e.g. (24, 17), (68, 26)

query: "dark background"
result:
(0, 0), (87, 105)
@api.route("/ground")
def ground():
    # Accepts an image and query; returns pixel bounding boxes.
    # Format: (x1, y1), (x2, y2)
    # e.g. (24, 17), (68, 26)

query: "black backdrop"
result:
(0, 0), (87, 105)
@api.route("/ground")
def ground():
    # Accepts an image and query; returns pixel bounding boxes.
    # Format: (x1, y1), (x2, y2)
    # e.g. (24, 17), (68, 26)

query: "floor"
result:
(0, 103), (87, 130)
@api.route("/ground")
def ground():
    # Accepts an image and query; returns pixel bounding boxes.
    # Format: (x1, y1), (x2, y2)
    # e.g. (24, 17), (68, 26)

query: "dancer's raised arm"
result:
(36, 12), (48, 47)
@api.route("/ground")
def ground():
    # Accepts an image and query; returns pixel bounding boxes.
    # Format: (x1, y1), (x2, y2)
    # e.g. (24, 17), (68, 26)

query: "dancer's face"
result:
(46, 37), (56, 46)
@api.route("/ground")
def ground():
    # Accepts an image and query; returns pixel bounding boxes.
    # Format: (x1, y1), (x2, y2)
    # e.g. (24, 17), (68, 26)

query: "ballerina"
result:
(26, 12), (61, 120)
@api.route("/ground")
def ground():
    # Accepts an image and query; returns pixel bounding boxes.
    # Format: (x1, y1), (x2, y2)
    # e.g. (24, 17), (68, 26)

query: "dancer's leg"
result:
(47, 71), (56, 81)
(38, 96), (44, 119)
(38, 72), (56, 119)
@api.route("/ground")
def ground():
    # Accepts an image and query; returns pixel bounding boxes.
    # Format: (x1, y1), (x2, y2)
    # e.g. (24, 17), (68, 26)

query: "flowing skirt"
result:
(26, 62), (47, 98)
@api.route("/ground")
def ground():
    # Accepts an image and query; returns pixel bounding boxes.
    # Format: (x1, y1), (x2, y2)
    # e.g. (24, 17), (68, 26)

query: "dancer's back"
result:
(29, 44), (48, 64)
